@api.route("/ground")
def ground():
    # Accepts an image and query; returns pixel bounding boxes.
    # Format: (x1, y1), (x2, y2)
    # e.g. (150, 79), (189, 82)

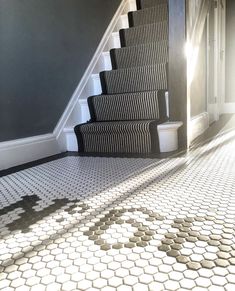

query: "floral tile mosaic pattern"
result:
(0, 129), (235, 291)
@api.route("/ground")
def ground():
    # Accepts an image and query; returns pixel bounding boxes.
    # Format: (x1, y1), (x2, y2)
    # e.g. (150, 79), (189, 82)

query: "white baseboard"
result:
(111, 32), (121, 49)
(221, 103), (235, 114)
(64, 128), (78, 152)
(102, 52), (112, 71)
(190, 112), (209, 142)
(207, 103), (218, 124)
(78, 99), (91, 124)
(128, 0), (137, 11)
(158, 122), (183, 152)
(0, 134), (60, 171)
(92, 74), (102, 96)
(118, 14), (129, 30)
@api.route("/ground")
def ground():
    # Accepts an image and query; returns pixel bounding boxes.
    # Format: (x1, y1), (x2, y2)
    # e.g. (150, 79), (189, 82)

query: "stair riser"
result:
(120, 22), (168, 47)
(128, 5), (168, 27)
(89, 90), (167, 122)
(82, 132), (152, 154)
(110, 42), (168, 69)
(100, 64), (168, 94)
(136, 0), (168, 10)
(74, 121), (160, 154)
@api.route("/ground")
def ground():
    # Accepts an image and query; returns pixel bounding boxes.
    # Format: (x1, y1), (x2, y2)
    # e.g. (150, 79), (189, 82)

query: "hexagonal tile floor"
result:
(0, 129), (235, 291)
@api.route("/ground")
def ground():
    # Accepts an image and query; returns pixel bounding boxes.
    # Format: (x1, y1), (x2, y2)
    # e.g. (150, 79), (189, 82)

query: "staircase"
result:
(74, 0), (169, 155)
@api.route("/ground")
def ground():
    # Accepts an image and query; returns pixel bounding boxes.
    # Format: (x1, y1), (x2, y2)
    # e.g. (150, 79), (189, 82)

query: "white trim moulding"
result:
(221, 102), (235, 114)
(0, 134), (60, 171)
(190, 112), (209, 142)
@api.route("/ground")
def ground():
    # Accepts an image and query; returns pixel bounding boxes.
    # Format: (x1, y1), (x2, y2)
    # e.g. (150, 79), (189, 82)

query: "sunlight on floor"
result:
(0, 130), (235, 290)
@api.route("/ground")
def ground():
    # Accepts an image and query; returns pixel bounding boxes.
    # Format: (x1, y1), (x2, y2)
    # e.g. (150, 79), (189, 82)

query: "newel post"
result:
(168, 0), (189, 149)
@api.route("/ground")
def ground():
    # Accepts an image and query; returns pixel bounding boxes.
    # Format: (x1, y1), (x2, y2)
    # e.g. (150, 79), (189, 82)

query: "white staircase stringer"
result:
(54, 0), (133, 151)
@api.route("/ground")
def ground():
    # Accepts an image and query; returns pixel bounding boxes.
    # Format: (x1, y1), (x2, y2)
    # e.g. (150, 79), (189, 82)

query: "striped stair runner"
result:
(100, 64), (168, 94)
(110, 41), (168, 69)
(136, 0), (168, 9)
(75, 120), (161, 154)
(74, 0), (169, 155)
(88, 90), (167, 122)
(128, 5), (168, 27)
(120, 21), (168, 47)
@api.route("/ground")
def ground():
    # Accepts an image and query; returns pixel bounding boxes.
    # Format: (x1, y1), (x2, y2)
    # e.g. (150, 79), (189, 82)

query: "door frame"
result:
(207, 0), (226, 124)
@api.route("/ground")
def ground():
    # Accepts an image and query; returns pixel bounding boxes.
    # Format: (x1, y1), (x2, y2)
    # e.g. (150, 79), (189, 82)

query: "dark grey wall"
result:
(190, 26), (207, 117)
(226, 0), (235, 102)
(0, 0), (121, 142)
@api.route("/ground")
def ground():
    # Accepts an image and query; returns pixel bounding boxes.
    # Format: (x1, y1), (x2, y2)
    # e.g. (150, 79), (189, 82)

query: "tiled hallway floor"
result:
(0, 129), (235, 291)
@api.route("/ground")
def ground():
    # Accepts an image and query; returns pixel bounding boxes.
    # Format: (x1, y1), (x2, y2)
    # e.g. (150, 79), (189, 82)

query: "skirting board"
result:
(63, 128), (78, 152)
(207, 103), (218, 124)
(221, 103), (235, 114)
(190, 112), (209, 142)
(0, 134), (60, 171)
